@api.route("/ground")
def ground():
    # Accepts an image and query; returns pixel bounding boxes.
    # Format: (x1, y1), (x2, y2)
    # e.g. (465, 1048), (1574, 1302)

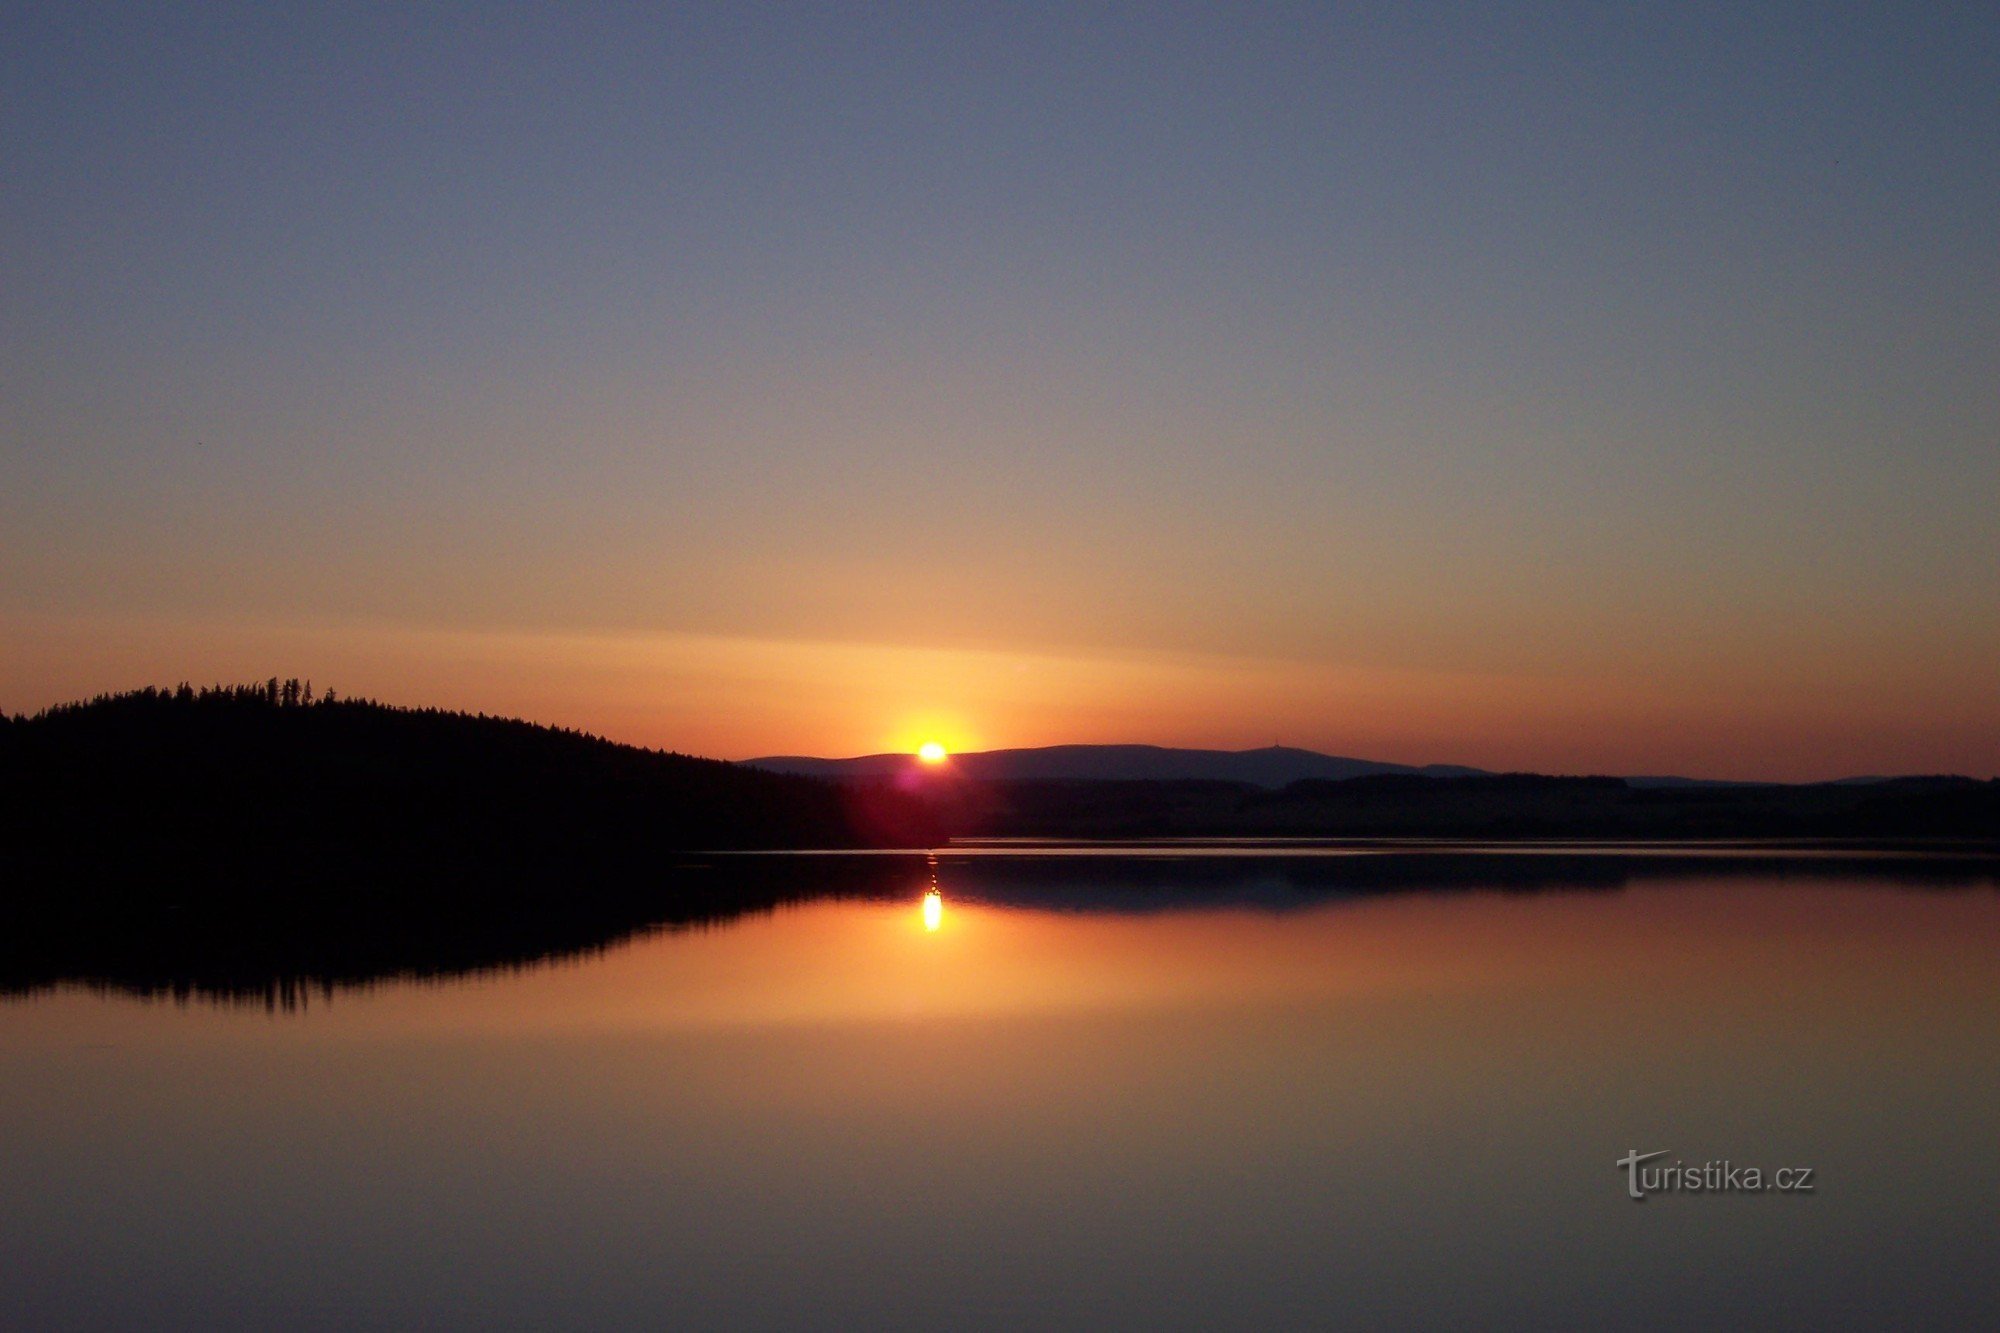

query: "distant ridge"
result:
(742, 743), (1489, 789)
(743, 744), (1937, 790)
(1620, 775), (1778, 789)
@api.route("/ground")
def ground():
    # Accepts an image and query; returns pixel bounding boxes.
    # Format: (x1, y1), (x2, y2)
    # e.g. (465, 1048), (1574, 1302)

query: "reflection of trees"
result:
(3, 850), (1990, 1013)
(0, 857), (914, 1012)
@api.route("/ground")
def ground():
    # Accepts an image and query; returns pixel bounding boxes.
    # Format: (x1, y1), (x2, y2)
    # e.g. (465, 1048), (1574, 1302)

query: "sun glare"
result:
(917, 741), (948, 764)
(922, 889), (943, 932)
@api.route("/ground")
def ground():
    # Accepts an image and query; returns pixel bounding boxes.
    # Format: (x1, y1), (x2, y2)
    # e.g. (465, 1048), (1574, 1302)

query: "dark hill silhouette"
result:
(744, 742), (1488, 786)
(0, 683), (942, 901)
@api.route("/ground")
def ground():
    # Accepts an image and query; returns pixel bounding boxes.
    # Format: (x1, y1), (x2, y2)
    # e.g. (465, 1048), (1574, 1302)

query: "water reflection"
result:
(3, 852), (1999, 1328)
(922, 853), (944, 931)
(0, 843), (1994, 1012)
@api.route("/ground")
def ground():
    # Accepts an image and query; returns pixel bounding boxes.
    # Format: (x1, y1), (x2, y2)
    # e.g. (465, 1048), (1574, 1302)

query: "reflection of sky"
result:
(5, 5), (1998, 778)
(3, 875), (1997, 1326)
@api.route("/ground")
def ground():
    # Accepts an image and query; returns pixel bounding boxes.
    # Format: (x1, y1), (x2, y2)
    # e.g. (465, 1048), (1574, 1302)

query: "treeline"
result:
(0, 682), (944, 905)
(11, 678), (345, 724)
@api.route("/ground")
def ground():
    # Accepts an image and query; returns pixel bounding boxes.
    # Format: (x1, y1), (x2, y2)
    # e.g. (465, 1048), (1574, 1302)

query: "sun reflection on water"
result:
(920, 853), (944, 931)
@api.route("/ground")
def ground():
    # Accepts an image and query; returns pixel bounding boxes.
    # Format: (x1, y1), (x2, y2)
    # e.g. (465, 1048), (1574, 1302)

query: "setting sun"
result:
(917, 741), (948, 764)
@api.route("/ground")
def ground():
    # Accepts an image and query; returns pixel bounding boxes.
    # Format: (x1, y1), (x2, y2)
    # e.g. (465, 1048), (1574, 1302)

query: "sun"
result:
(916, 741), (948, 764)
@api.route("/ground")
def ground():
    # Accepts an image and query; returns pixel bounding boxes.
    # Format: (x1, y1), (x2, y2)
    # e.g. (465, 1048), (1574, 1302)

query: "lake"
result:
(4, 844), (1998, 1329)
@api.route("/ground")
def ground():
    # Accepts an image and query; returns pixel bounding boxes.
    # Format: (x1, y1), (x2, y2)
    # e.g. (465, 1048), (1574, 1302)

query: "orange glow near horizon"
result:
(3, 611), (1997, 782)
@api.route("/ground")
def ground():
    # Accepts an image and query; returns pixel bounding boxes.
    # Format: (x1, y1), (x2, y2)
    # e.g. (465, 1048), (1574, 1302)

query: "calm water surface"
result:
(3, 847), (1998, 1330)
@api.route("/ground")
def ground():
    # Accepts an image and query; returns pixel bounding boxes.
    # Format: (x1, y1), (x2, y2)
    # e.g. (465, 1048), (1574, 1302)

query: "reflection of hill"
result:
(928, 846), (2000, 911)
(1, 888), (701, 1013)
(0, 856), (910, 1012)
(936, 774), (2000, 839)
(4, 849), (1994, 1011)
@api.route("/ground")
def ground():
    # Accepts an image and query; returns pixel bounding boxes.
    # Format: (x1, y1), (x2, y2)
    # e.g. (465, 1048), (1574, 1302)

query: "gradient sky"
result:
(5, 2), (1996, 778)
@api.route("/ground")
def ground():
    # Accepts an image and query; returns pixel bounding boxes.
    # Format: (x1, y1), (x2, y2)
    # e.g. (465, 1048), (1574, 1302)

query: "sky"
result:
(4, 2), (1996, 778)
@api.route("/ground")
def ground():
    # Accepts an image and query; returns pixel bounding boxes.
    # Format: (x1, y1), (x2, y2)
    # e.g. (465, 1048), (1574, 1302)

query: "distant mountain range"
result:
(741, 744), (1891, 789)
(745, 743), (1491, 787)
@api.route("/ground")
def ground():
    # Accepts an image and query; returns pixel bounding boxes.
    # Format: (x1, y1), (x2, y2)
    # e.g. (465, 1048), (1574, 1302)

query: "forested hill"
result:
(0, 683), (940, 896)
(6, 686), (1994, 910)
